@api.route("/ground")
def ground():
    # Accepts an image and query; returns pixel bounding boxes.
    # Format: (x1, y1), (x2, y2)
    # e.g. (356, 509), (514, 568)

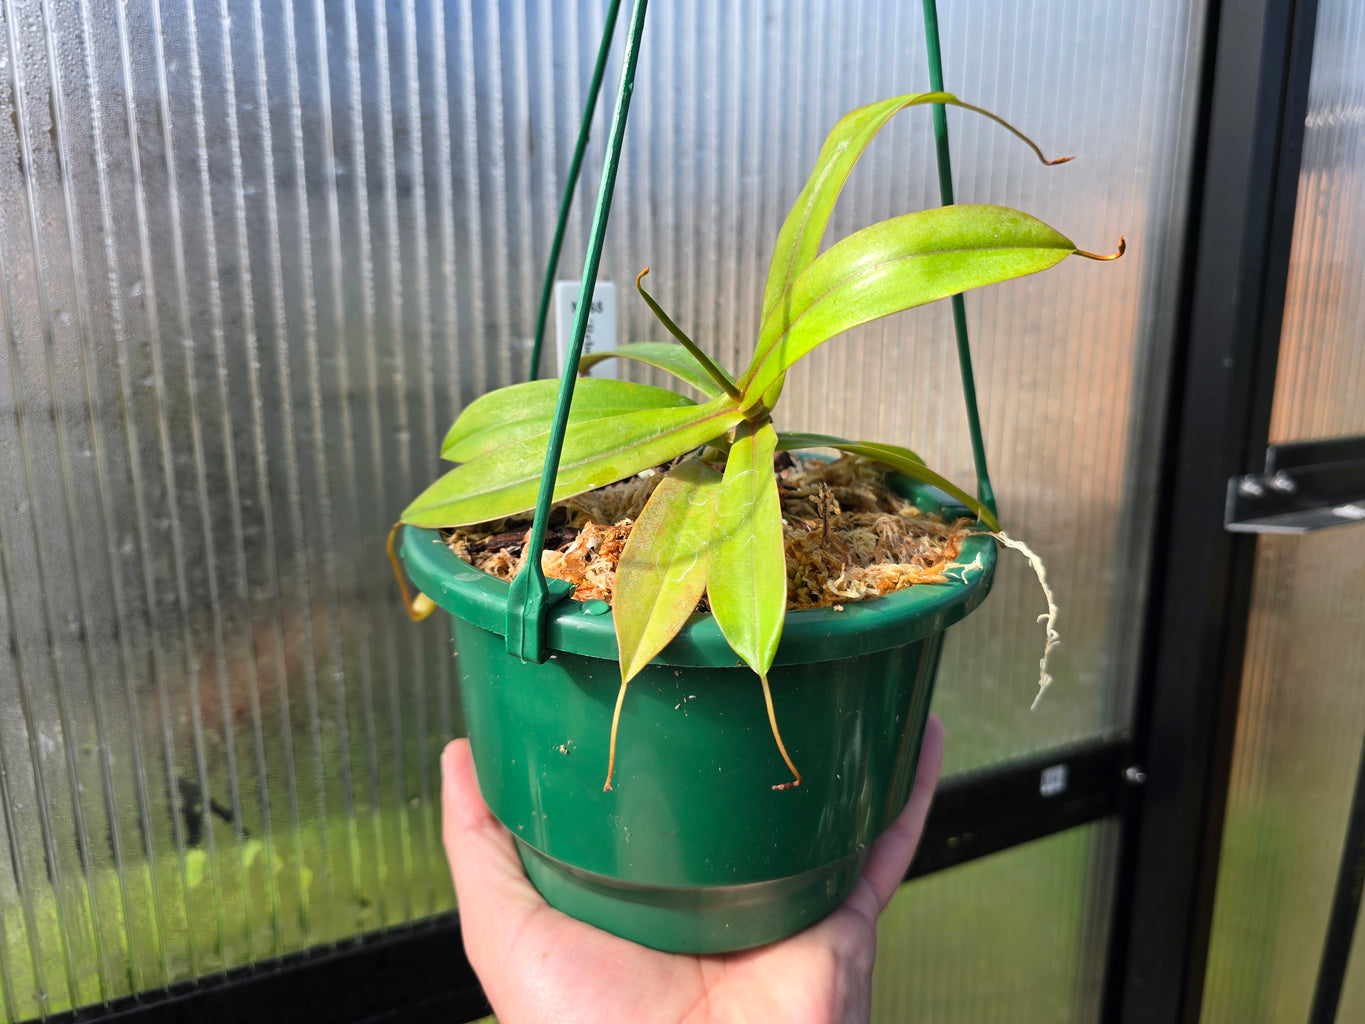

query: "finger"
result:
(440, 739), (546, 957)
(858, 713), (945, 914)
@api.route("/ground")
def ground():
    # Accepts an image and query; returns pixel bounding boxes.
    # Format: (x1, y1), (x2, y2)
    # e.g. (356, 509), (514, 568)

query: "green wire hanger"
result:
(506, 0), (647, 662)
(526, 0), (624, 384)
(921, 0), (997, 520)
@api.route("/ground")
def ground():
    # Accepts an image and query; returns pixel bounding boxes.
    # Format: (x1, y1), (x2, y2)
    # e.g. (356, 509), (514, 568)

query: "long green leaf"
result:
(576, 342), (725, 399)
(779, 432), (999, 531)
(759, 92), (1067, 343)
(743, 205), (1077, 403)
(761, 92), (957, 330)
(613, 458), (722, 682)
(441, 378), (696, 463)
(403, 397), (744, 528)
(707, 421), (786, 677)
(776, 431), (924, 466)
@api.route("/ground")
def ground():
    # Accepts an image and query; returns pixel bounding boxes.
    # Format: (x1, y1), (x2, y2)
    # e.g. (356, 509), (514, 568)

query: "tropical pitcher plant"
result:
(394, 93), (1122, 790)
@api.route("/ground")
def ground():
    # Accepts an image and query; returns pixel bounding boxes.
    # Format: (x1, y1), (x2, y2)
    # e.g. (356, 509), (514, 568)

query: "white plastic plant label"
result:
(554, 280), (617, 378)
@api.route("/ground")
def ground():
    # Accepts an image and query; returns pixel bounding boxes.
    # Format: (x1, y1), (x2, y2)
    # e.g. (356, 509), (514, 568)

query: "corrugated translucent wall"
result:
(0, 1), (1204, 1020)
(1267, 0), (1365, 444)
(1200, 534), (1365, 1023)
(874, 824), (1120, 1022)
(1201, 0), (1365, 1018)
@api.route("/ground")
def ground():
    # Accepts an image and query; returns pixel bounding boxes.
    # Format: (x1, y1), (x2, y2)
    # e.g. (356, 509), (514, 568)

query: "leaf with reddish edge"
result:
(614, 459), (724, 682)
(761, 92), (959, 331)
(707, 421), (801, 789)
(708, 422), (786, 675)
(441, 377), (696, 463)
(402, 396), (744, 529)
(743, 205), (1078, 405)
(604, 458), (722, 790)
(757, 91), (1071, 370)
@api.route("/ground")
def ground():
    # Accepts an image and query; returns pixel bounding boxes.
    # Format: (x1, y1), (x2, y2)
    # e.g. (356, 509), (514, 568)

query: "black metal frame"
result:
(909, 737), (1134, 880)
(21, 0), (1345, 1020)
(41, 918), (489, 1024)
(1226, 435), (1365, 532)
(1104, 0), (1322, 1020)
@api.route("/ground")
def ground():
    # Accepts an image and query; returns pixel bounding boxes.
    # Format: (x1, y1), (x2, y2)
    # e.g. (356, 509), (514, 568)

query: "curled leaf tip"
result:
(951, 99), (1074, 169)
(1045, 154), (1075, 166)
(1076, 235), (1126, 261)
(388, 523), (437, 621)
(635, 266), (652, 288)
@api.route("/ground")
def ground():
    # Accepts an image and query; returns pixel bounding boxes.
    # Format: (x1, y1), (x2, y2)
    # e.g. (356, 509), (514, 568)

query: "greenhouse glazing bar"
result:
(1104, 0), (1323, 1019)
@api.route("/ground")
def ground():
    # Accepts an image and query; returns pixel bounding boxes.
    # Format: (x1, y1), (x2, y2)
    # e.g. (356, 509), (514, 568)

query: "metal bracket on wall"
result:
(1225, 435), (1365, 533)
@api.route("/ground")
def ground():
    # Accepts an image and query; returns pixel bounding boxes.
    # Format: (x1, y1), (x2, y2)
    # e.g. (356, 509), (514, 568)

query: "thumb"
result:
(856, 713), (945, 915)
(440, 739), (546, 961)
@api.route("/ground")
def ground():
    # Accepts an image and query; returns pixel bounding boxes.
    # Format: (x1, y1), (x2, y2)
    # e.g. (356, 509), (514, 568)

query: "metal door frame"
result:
(1105, 0), (1328, 1019)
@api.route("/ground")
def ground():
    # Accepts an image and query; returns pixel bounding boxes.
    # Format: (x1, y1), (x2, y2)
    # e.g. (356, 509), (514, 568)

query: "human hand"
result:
(441, 714), (944, 1024)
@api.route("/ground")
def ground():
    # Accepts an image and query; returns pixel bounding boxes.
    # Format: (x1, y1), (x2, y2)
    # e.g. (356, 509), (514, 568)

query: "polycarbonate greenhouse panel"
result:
(1266, 0), (1365, 445)
(873, 824), (1119, 1022)
(1200, 1), (1365, 1017)
(1199, 532), (1365, 1023)
(0, 0), (1202, 1019)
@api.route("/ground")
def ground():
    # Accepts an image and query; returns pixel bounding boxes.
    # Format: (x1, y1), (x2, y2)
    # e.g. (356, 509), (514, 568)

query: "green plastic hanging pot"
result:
(402, 480), (995, 954)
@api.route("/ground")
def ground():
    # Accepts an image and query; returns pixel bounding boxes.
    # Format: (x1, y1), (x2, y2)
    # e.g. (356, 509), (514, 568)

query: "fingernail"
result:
(440, 744), (451, 776)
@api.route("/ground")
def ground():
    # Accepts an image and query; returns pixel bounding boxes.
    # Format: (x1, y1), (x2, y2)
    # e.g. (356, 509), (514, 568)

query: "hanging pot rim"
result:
(401, 478), (997, 668)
